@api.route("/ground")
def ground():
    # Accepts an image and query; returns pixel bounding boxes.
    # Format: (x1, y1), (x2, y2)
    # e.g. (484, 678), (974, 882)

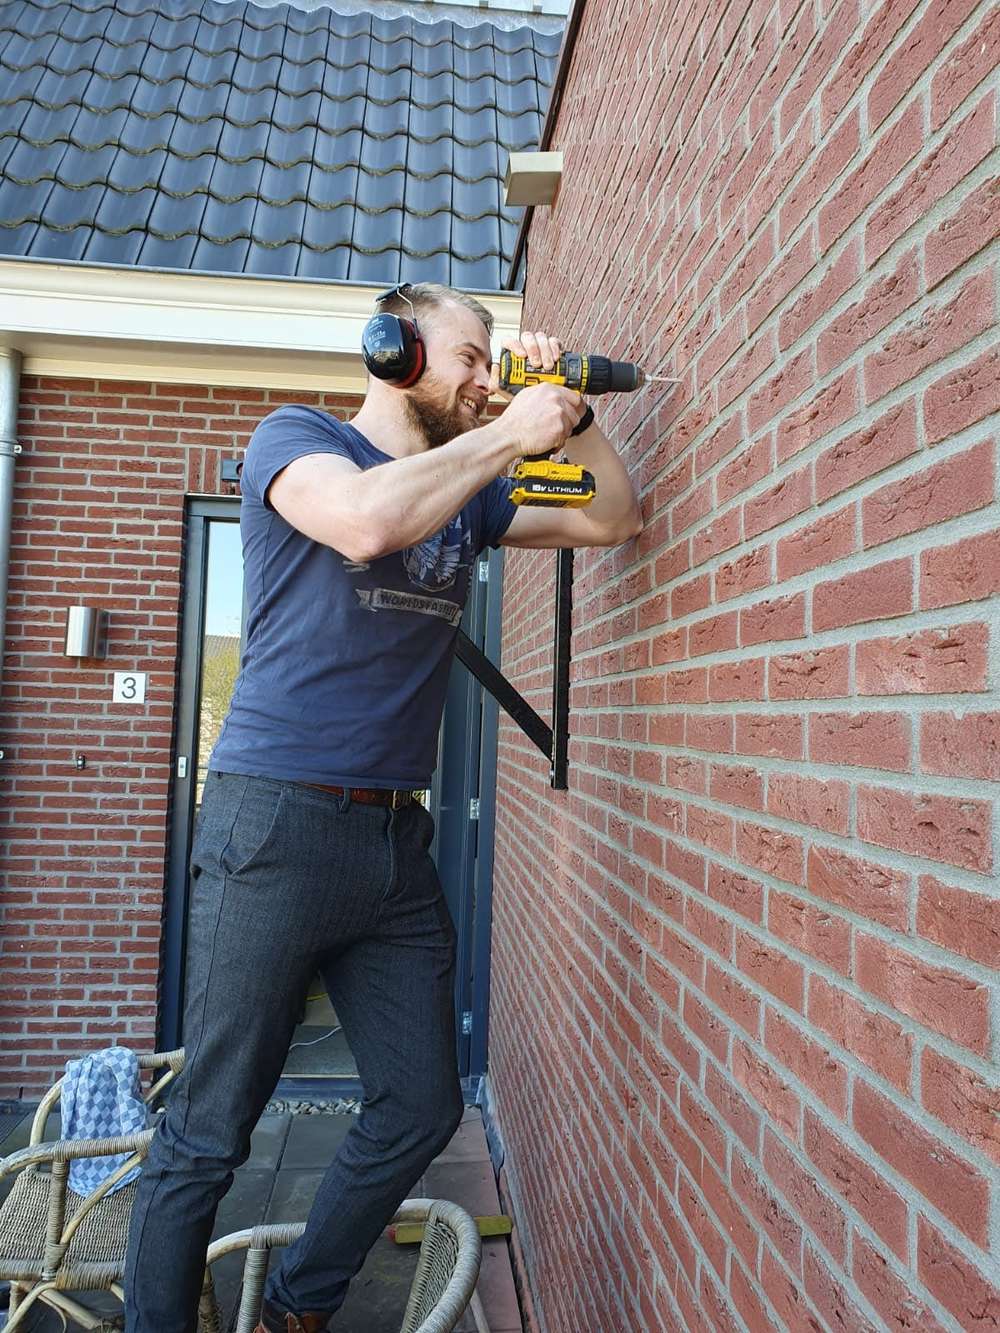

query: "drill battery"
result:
(510, 460), (596, 508)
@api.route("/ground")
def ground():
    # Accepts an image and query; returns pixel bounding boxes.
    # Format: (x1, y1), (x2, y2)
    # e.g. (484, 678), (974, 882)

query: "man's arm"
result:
(267, 385), (584, 563)
(500, 414), (643, 550)
(494, 329), (643, 550)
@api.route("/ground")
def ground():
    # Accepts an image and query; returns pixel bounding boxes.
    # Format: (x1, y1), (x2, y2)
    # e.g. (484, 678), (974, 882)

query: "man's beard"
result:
(403, 378), (475, 449)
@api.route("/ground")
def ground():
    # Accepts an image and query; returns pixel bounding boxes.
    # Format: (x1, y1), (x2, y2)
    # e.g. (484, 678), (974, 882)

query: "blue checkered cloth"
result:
(61, 1047), (147, 1197)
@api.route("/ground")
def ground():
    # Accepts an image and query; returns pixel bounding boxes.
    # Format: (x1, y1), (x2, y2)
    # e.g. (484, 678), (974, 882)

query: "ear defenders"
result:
(361, 284), (426, 387)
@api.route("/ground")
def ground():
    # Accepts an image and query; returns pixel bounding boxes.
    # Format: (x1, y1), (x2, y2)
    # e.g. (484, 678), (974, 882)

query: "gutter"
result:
(0, 259), (524, 391)
(0, 347), (22, 703)
(505, 0), (588, 290)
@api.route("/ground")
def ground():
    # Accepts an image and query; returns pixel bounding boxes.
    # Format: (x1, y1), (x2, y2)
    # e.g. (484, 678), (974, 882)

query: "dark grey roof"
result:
(0, 0), (561, 288)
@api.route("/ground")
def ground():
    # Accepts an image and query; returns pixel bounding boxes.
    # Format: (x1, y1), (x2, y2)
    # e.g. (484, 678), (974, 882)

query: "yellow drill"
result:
(497, 350), (676, 507)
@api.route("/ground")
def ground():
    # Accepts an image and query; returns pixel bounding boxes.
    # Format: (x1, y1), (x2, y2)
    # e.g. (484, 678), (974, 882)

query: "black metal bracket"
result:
(455, 547), (573, 790)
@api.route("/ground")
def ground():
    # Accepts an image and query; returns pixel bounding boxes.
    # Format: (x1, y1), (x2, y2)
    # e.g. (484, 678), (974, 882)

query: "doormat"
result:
(265, 1098), (361, 1115)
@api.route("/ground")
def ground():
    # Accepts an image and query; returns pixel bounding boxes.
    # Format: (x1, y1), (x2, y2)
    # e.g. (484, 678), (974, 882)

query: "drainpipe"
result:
(0, 348), (23, 704)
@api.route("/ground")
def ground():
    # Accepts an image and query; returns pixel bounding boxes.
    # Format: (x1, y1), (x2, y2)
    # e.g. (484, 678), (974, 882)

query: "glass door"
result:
(162, 498), (499, 1090)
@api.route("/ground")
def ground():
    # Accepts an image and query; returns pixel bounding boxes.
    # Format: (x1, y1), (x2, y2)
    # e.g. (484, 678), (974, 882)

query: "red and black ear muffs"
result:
(361, 284), (426, 388)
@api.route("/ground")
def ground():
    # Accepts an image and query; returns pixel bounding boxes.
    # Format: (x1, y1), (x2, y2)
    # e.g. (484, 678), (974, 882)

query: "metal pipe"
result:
(0, 348), (23, 701)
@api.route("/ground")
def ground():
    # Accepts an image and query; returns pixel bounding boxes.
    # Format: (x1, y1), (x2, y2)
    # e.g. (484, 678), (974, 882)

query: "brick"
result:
(740, 593), (805, 647)
(767, 774), (850, 836)
(770, 892), (852, 975)
(731, 1150), (802, 1273)
(769, 644), (851, 700)
(760, 1248), (819, 1330)
(814, 557), (913, 631)
(804, 1109), (908, 1260)
(817, 246), (921, 378)
(666, 667), (709, 704)
(818, 99), (923, 253)
(748, 348), (814, 437)
(925, 175), (1000, 288)
(808, 975), (912, 1094)
(728, 1258), (773, 1333)
(672, 572), (712, 618)
(710, 763), (765, 813)
(870, 0), (982, 130)
(709, 657), (765, 702)
(921, 1046), (1000, 1166)
(868, 92), (995, 264)
(814, 398), (918, 504)
(921, 709), (1000, 780)
(806, 843), (909, 929)
(721, 223), (776, 317)
(733, 1042), (801, 1138)
(855, 621), (989, 695)
(686, 805), (735, 856)
(715, 546), (771, 603)
(921, 528), (1000, 608)
(925, 343), (1000, 447)
(806, 1244), (882, 1333)
(765, 1009), (847, 1117)
(776, 505), (855, 579)
(743, 465), (812, 541)
(852, 1233), (951, 1333)
(690, 610), (740, 657)
(747, 229), (816, 335)
(854, 1078), (989, 1243)
(867, 273), (996, 406)
(780, 240), (861, 353)
(736, 930), (804, 1008)
(686, 713), (734, 754)
(855, 931), (991, 1055)
(682, 990), (729, 1063)
(735, 713), (804, 760)
(780, 0), (860, 140)
(809, 710), (911, 775)
(820, 0), (922, 129)
(918, 1215), (1000, 1330)
(719, 333), (778, 413)
(916, 874), (1000, 967)
(857, 783), (992, 875)
(692, 508), (742, 563)
(711, 430), (767, 504)
(706, 862), (764, 924)
(764, 1130), (847, 1264)
(706, 964), (762, 1041)
(780, 102), (861, 244)
(932, 6), (1000, 130)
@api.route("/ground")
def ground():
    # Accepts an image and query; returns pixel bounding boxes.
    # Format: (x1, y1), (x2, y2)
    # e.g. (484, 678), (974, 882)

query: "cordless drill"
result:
(498, 350), (675, 507)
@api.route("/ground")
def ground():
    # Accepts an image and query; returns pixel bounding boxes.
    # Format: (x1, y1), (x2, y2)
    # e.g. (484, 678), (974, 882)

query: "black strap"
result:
(455, 631), (552, 759)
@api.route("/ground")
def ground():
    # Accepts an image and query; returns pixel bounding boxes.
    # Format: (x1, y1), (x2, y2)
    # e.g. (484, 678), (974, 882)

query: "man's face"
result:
(403, 303), (493, 449)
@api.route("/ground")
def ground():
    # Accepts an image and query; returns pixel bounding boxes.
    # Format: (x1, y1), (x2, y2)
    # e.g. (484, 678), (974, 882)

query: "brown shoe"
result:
(253, 1297), (332, 1333)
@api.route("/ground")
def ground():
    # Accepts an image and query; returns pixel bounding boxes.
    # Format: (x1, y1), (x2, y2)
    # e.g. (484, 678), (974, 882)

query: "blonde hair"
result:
(375, 282), (494, 336)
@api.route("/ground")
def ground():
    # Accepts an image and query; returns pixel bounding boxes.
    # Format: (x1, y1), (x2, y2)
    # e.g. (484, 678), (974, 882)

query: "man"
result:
(124, 283), (642, 1332)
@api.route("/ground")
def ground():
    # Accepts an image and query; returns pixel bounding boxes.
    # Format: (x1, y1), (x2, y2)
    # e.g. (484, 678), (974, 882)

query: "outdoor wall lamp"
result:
(63, 605), (108, 659)
(503, 151), (563, 207)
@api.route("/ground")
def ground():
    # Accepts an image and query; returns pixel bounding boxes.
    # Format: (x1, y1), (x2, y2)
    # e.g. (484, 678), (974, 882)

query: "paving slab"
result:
(0, 1106), (523, 1333)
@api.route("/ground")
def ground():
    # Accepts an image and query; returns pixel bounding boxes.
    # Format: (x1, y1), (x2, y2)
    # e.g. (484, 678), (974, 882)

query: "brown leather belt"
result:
(302, 782), (417, 810)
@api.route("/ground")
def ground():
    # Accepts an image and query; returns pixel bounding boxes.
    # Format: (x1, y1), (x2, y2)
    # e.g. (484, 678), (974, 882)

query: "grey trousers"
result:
(124, 771), (464, 1332)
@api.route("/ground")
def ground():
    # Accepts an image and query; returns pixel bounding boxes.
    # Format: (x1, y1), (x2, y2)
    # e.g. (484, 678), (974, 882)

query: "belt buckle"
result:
(390, 789), (408, 810)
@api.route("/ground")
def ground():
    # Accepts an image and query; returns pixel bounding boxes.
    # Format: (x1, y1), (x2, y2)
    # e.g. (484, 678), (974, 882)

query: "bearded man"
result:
(124, 282), (642, 1333)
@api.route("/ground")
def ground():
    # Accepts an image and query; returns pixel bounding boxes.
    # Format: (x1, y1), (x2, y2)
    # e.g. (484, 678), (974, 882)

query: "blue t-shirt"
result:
(210, 405), (517, 787)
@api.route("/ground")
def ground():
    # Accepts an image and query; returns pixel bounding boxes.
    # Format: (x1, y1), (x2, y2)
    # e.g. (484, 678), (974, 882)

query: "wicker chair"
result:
(205, 1198), (483, 1333)
(0, 1048), (189, 1332)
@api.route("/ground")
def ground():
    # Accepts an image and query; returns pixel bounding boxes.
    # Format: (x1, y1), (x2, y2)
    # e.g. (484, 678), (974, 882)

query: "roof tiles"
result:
(0, 0), (561, 288)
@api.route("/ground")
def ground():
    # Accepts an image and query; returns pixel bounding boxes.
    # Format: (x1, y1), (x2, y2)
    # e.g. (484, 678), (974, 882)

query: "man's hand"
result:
(490, 330), (586, 457)
(500, 382), (586, 457)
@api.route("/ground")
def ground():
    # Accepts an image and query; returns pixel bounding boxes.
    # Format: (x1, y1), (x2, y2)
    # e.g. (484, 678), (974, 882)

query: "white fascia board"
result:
(0, 259), (523, 390)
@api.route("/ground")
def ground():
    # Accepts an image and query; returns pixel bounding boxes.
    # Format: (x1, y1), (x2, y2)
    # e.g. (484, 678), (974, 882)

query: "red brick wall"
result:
(489, 0), (999, 1329)
(0, 377), (362, 1098)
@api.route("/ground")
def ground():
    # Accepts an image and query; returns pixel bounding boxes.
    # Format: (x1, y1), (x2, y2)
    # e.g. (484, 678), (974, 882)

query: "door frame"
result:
(160, 496), (504, 1093)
